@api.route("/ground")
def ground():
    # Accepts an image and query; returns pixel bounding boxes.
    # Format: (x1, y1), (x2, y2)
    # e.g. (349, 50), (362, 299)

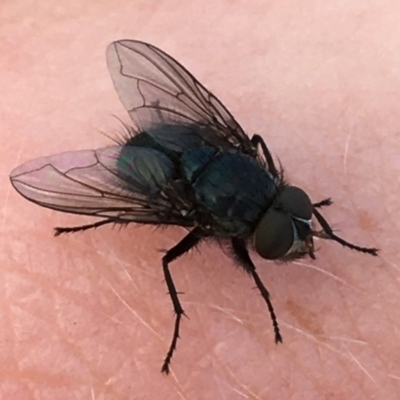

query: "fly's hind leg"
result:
(54, 218), (117, 236)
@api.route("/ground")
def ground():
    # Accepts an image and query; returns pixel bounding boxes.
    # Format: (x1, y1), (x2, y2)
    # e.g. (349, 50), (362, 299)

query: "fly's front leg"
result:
(313, 198), (332, 208)
(161, 227), (204, 374)
(312, 207), (379, 256)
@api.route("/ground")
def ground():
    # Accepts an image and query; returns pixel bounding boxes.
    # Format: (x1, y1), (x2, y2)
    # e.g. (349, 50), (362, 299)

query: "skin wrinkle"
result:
(336, 280), (364, 348)
(343, 343), (377, 385)
(2, 1), (398, 399)
(293, 260), (360, 290)
(104, 280), (162, 341)
(343, 130), (352, 174)
(278, 317), (385, 391)
(94, 233), (140, 290)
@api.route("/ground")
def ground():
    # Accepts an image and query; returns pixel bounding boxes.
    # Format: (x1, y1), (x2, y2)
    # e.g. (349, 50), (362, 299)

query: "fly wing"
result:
(106, 40), (256, 156)
(9, 146), (192, 226)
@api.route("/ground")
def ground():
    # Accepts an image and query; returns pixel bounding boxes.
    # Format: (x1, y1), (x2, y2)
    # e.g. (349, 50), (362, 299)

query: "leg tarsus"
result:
(54, 219), (117, 236)
(313, 198), (333, 208)
(161, 312), (184, 374)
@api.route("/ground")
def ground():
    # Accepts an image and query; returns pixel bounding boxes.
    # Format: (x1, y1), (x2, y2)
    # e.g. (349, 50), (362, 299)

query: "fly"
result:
(9, 40), (379, 374)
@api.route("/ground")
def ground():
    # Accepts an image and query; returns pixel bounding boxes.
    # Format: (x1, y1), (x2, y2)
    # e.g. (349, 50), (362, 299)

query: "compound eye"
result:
(279, 186), (313, 220)
(254, 209), (294, 260)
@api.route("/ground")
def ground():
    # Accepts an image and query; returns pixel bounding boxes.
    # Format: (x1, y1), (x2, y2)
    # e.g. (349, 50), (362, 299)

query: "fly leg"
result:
(54, 218), (117, 236)
(313, 198), (332, 208)
(312, 207), (379, 256)
(231, 238), (283, 344)
(251, 134), (280, 178)
(161, 227), (204, 374)
(151, 99), (165, 122)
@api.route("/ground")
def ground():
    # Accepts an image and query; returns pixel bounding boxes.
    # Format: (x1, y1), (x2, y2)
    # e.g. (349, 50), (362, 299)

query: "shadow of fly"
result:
(9, 40), (378, 374)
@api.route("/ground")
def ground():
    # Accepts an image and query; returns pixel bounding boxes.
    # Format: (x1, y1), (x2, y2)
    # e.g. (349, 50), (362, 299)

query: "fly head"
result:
(254, 186), (315, 260)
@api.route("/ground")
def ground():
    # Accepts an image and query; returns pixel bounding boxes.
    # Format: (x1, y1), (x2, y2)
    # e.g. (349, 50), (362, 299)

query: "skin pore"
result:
(2, 1), (399, 399)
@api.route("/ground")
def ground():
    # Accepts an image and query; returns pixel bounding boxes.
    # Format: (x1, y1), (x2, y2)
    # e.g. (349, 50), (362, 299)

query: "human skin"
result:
(1, 1), (399, 399)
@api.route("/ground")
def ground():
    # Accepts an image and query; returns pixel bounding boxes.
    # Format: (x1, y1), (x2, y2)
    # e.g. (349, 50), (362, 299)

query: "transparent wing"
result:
(9, 146), (192, 226)
(106, 40), (256, 155)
